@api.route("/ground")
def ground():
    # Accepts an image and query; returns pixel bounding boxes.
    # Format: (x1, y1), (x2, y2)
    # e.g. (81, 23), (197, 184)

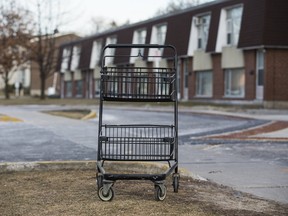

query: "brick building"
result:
(30, 33), (80, 97)
(57, 0), (288, 108)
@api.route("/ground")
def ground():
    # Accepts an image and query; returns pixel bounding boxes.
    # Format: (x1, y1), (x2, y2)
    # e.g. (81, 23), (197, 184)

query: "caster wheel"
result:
(98, 186), (114, 201)
(154, 185), (167, 201)
(172, 174), (180, 193)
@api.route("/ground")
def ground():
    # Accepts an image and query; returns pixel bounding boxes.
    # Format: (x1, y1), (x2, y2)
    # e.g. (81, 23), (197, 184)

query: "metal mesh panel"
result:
(99, 125), (175, 161)
(101, 67), (176, 101)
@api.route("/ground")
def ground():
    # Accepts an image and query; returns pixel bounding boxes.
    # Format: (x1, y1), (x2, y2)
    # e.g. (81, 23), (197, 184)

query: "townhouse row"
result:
(57, 0), (288, 107)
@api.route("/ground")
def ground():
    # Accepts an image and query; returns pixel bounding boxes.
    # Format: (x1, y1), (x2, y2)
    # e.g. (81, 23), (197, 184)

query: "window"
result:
(150, 23), (167, 45)
(60, 48), (71, 72)
(257, 51), (265, 86)
(224, 68), (245, 97)
(105, 36), (117, 65)
(95, 79), (100, 97)
(196, 71), (213, 97)
(148, 24), (167, 60)
(135, 28), (147, 55)
(75, 80), (83, 97)
(184, 59), (189, 89)
(65, 81), (72, 97)
(226, 6), (243, 46)
(70, 45), (81, 71)
(136, 29), (147, 44)
(156, 24), (167, 45)
(130, 29), (147, 62)
(90, 40), (102, 68)
(195, 15), (211, 49)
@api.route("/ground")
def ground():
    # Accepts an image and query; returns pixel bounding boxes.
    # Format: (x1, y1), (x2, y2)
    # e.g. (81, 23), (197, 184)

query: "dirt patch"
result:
(42, 109), (91, 120)
(0, 169), (287, 216)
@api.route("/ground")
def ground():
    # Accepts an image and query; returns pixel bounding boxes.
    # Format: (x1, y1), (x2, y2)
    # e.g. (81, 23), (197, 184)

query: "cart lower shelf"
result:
(99, 124), (176, 161)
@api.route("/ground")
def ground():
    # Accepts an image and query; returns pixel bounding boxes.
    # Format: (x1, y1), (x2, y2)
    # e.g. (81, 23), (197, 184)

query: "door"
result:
(183, 59), (189, 100)
(256, 50), (264, 100)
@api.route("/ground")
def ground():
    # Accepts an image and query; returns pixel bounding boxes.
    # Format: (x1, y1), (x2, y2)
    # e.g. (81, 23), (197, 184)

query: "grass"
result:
(0, 97), (99, 106)
(1, 168), (286, 216)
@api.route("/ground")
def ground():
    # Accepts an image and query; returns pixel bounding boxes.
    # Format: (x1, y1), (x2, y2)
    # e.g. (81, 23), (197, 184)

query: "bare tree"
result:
(0, 0), (33, 99)
(156, 0), (212, 15)
(28, 0), (60, 100)
(89, 16), (119, 34)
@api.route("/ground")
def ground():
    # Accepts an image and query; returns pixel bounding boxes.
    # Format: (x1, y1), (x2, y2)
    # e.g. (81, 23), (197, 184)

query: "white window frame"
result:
(156, 24), (167, 45)
(75, 80), (83, 97)
(65, 81), (72, 98)
(130, 28), (147, 63)
(196, 15), (211, 50)
(60, 47), (71, 73)
(256, 50), (265, 86)
(188, 13), (211, 56)
(224, 68), (245, 97)
(226, 6), (243, 46)
(148, 23), (167, 60)
(94, 79), (101, 97)
(216, 5), (243, 52)
(195, 70), (213, 97)
(105, 35), (117, 65)
(90, 39), (103, 69)
(70, 45), (81, 71)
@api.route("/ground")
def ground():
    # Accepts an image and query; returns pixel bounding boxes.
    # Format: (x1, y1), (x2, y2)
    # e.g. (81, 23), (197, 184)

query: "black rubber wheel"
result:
(172, 175), (179, 193)
(154, 185), (167, 201)
(98, 186), (114, 201)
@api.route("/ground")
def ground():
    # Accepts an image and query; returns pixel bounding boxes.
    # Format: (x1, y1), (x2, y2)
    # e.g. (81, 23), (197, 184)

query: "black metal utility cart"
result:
(96, 44), (179, 201)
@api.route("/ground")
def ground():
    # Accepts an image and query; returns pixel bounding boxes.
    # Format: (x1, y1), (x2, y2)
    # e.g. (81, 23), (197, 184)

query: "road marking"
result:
(0, 115), (22, 122)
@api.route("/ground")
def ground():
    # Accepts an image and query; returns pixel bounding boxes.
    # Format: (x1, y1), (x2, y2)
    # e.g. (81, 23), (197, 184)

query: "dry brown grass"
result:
(1, 169), (287, 216)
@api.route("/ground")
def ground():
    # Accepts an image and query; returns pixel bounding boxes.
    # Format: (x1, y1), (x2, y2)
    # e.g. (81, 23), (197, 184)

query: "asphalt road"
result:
(0, 105), (287, 204)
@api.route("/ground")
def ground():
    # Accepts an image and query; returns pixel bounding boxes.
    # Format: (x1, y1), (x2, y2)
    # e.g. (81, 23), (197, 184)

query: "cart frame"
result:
(96, 44), (179, 201)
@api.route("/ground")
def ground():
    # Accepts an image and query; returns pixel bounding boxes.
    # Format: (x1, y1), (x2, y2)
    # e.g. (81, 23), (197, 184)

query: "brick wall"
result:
(187, 58), (194, 100)
(265, 49), (288, 101)
(30, 61), (54, 94)
(212, 54), (223, 99)
(243, 50), (256, 100)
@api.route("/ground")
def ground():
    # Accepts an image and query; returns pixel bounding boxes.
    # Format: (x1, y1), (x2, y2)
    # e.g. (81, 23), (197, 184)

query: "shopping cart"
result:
(96, 44), (179, 201)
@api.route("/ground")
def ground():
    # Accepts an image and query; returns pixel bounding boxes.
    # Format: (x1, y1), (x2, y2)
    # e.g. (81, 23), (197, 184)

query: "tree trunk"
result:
(40, 71), (46, 100)
(4, 74), (10, 99)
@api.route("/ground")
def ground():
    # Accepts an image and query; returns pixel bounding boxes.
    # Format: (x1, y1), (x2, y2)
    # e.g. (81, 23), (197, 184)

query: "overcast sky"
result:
(22, 0), (214, 36)
(60, 0), (170, 35)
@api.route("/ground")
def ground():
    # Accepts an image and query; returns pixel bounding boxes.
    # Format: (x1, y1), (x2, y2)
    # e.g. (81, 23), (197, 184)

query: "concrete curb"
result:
(0, 161), (206, 181)
(0, 161), (95, 173)
(81, 111), (97, 120)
